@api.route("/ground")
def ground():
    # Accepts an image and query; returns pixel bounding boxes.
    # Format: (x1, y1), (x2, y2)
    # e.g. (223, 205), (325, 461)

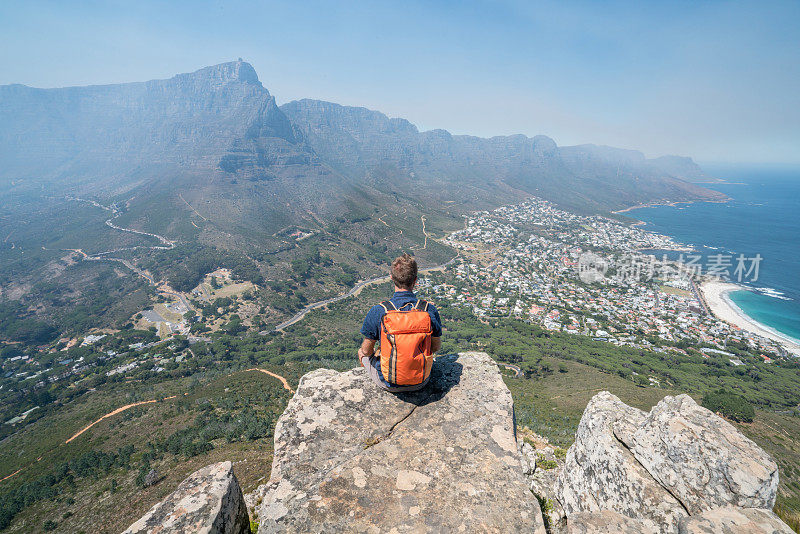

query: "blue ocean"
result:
(628, 164), (800, 344)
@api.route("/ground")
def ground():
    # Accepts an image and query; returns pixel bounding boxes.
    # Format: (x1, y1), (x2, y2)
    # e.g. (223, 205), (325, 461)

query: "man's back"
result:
(357, 255), (443, 392)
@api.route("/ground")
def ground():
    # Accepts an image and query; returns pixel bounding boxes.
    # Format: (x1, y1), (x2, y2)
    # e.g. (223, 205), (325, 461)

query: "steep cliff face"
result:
(281, 99), (727, 213)
(126, 359), (791, 534)
(0, 60), (302, 192)
(2, 59), (726, 217)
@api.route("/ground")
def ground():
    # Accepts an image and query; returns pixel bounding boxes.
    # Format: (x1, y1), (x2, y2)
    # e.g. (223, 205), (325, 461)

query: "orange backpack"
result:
(379, 299), (433, 385)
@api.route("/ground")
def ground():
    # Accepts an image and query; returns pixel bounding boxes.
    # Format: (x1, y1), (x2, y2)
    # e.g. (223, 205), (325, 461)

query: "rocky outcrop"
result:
(567, 510), (652, 534)
(555, 392), (786, 534)
(248, 352), (545, 533)
(125, 373), (790, 534)
(678, 507), (794, 534)
(124, 461), (250, 534)
(616, 394), (778, 513)
(556, 392), (688, 533)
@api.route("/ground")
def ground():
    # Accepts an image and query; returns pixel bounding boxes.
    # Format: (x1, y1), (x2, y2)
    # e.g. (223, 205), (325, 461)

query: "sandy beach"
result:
(700, 280), (800, 356)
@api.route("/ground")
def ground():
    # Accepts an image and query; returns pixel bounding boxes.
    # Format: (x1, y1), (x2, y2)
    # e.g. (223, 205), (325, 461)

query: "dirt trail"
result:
(179, 193), (208, 221)
(6, 367), (292, 482)
(0, 468), (23, 482)
(65, 395), (177, 444)
(244, 368), (294, 393)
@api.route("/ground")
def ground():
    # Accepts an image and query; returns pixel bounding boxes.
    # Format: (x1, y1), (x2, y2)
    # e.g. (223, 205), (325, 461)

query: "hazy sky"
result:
(2, 0), (798, 164)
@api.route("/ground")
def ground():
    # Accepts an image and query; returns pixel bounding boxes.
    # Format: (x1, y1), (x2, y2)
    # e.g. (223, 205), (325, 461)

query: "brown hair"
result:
(391, 253), (418, 290)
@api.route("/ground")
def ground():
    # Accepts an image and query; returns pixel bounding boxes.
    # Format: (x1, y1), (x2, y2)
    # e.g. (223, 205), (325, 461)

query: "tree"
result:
(702, 390), (755, 423)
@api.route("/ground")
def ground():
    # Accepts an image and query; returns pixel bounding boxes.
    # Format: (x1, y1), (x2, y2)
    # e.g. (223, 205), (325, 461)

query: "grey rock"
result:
(520, 440), (537, 475)
(555, 392), (688, 533)
(143, 468), (160, 487)
(678, 507), (794, 534)
(124, 461), (250, 534)
(250, 352), (545, 533)
(556, 392), (789, 534)
(616, 394), (779, 513)
(518, 432), (568, 534)
(567, 510), (657, 534)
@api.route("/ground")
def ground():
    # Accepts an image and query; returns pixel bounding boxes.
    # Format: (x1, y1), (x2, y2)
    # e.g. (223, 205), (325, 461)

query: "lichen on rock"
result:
(555, 391), (787, 534)
(249, 352), (546, 533)
(123, 461), (250, 534)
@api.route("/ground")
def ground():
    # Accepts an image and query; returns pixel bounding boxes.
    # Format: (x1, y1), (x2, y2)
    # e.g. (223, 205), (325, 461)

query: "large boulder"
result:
(555, 392), (689, 533)
(615, 394), (779, 513)
(556, 392), (787, 534)
(124, 461), (250, 534)
(249, 352), (545, 533)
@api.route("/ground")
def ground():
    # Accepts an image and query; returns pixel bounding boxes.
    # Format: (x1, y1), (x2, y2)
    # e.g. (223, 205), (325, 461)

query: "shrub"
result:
(702, 389), (755, 423)
(538, 459), (559, 470)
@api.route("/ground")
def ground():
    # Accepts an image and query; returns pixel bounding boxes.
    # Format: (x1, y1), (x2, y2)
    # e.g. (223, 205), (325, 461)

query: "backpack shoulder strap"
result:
(414, 299), (429, 311)
(379, 300), (397, 312)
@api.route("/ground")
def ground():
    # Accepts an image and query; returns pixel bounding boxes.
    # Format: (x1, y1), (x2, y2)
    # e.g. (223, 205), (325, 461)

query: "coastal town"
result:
(3, 198), (798, 419)
(418, 197), (797, 361)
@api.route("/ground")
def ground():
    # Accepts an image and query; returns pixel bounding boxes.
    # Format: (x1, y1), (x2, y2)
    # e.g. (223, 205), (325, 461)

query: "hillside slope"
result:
(0, 59), (726, 332)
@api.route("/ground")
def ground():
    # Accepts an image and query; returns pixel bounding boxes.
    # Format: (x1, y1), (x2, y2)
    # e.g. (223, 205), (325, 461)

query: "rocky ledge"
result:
(123, 461), (250, 534)
(546, 391), (790, 534)
(248, 351), (545, 533)
(126, 354), (792, 534)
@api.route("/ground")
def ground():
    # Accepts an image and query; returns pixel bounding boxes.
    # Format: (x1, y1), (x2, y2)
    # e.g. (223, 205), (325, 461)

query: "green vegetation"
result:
(0, 366), (288, 533)
(702, 389), (756, 422)
(141, 243), (264, 293)
(1, 230), (798, 530)
(0, 446), (135, 529)
(535, 495), (553, 530)
(536, 453), (559, 470)
(0, 302), (57, 343)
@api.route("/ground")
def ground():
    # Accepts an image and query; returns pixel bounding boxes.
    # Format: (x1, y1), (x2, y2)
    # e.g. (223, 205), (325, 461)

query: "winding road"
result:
(66, 198), (189, 306)
(498, 362), (523, 378)
(264, 255), (458, 334)
(69, 197), (175, 255)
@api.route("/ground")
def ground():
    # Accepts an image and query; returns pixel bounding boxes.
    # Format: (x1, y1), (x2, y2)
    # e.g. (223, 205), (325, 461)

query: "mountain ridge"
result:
(0, 59), (724, 215)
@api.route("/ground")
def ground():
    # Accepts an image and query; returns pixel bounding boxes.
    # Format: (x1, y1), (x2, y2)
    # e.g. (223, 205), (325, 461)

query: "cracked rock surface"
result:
(249, 352), (545, 533)
(617, 394), (778, 513)
(678, 506), (794, 533)
(555, 392), (688, 533)
(556, 392), (786, 534)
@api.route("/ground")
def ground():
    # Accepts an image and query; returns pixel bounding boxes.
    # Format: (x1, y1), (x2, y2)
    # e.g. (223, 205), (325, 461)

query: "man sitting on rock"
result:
(358, 253), (442, 392)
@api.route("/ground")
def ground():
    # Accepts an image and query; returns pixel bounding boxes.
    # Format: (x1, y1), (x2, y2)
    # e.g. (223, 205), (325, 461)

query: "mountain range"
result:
(1, 59), (725, 224)
(0, 60), (728, 331)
